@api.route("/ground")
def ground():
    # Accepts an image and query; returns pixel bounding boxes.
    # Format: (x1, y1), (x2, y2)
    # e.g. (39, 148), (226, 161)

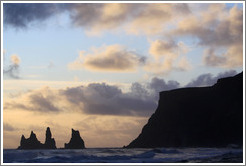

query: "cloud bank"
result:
(173, 4), (243, 68)
(4, 3), (243, 71)
(4, 70), (237, 116)
(68, 45), (145, 72)
(185, 70), (237, 87)
(3, 3), (190, 34)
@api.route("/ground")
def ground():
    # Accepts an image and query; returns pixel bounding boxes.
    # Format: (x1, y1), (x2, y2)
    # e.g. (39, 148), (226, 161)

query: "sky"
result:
(2, 2), (244, 149)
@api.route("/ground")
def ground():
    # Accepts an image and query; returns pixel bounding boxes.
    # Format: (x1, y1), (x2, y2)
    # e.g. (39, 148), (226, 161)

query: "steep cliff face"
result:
(127, 72), (243, 148)
(64, 129), (85, 149)
(18, 127), (56, 149)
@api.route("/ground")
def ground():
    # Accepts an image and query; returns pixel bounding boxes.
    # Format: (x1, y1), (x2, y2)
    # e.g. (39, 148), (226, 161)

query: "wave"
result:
(3, 147), (243, 163)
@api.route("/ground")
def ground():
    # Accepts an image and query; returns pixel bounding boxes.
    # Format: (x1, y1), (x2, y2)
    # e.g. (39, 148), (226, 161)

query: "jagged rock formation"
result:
(65, 129), (85, 149)
(127, 72), (243, 148)
(44, 127), (56, 149)
(18, 127), (56, 149)
(18, 131), (43, 149)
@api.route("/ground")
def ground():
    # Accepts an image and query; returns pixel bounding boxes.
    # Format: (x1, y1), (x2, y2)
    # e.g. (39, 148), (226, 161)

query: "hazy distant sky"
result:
(2, 2), (243, 148)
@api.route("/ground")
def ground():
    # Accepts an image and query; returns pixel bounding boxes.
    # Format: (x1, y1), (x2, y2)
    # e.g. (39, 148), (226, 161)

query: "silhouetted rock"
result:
(127, 72), (243, 148)
(44, 127), (56, 149)
(18, 127), (56, 149)
(18, 131), (43, 149)
(65, 129), (85, 149)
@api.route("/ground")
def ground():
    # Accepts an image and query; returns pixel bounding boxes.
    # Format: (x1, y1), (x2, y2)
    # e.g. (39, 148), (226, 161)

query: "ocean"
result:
(3, 147), (243, 163)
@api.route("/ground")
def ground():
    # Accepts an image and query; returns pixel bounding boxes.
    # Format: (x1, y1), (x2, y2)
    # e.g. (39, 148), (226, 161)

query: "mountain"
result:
(126, 72), (243, 148)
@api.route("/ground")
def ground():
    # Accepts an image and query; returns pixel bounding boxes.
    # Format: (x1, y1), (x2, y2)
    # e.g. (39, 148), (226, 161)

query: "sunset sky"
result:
(2, 2), (244, 148)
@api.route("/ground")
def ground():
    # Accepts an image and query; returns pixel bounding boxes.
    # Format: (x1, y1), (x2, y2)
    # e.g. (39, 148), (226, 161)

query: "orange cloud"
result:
(145, 39), (192, 75)
(174, 4), (243, 68)
(10, 54), (21, 65)
(68, 45), (144, 72)
(203, 45), (243, 68)
(70, 3), (190, 35)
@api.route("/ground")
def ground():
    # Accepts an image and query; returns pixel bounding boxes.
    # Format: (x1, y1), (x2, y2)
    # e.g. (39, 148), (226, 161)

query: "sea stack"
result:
(126, 72), (243, 148)
(18, 131), (43, 149)
(65, 129), (85, 149)
(18, 127), (57, 149)
(44, 127), (56, 149)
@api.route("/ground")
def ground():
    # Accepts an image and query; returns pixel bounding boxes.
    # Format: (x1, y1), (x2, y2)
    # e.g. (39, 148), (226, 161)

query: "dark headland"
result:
(126, 72), (243, 148)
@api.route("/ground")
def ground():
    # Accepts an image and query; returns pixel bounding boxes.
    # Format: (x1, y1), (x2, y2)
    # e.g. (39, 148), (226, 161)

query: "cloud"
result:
(5, 77), (182, 117)
(125, 4), (173, 35)
(202, 48), (227, 67)
(70, 3), (134, 35)
(177, 56), (192, 71)
(28, 93), (60, 112)
(4, 70), (238, 116)
(3, 3), (190, 36)
(144, 40), (192, 75)
(68, 45), (144, 72)
(203, 45), (243, 68)
(3, 54), (21, 79)
(185, 70), (237, 87)
(3, 3), (62, 28)
(4, 83), (155, 116)
(147, 77), (180, 100)
(61, 82), (156, 116)
(3, 123), (16, 131)
(61, 79), (180, 116)
(149, 39), (178, 60)
(4, 87), (61, 113)
(4, 3), (242, 70)
(67, 3), (190, 35)
(173, 4), (243, 68)
(10, 54), (21, 64)
(148, 77), (180, 93)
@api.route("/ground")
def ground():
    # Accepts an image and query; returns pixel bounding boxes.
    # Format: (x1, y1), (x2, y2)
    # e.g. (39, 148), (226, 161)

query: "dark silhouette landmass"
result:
(17, 127), (85, 149)
(44, 127), (56, 149)
(126, 72), (243, 148)
(65, 129), (85, 149)
(18, 127), (56, 149)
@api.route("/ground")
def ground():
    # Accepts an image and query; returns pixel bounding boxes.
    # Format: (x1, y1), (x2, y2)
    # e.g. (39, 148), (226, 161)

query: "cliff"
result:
(127, 72), (243, 148)
(18, 127), (56, 149)
(64, 129), (85, 149)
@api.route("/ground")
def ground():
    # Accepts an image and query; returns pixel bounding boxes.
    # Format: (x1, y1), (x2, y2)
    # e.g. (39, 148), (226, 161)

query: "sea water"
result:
(3, 147), (243, 163)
